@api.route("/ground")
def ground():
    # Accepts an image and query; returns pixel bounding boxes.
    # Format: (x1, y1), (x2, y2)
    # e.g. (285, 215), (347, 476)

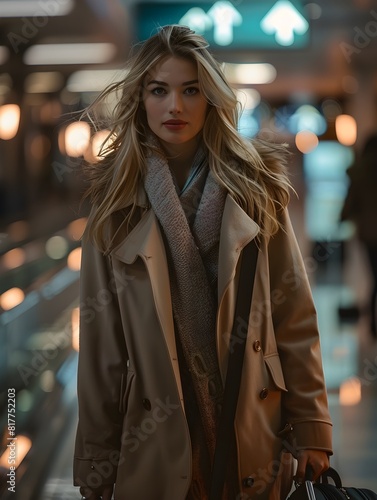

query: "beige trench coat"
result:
(74, 190), (332, 499)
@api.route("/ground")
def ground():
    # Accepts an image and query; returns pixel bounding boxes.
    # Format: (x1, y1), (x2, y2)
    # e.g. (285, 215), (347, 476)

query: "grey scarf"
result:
(144, 140), (230, 498)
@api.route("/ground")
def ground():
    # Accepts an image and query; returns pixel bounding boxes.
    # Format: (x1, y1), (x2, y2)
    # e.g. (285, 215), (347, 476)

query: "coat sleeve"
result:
(268, 208), (333, 455)
(73, 235), (128, 489)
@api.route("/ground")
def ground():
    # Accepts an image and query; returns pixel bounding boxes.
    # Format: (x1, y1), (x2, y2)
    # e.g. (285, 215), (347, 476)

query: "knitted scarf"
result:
(144, 140), (235, 498)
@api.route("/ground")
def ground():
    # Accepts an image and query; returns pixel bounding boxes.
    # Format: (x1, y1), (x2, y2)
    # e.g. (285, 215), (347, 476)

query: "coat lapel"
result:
(111, 209), (183, 399)
(218, 194), (260, 302)
(217, 195), (260, 380)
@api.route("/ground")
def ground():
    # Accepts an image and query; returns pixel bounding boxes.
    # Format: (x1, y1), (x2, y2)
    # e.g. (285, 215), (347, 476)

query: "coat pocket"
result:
(264, 354), (288, 392)
(119, 367), (135, 414)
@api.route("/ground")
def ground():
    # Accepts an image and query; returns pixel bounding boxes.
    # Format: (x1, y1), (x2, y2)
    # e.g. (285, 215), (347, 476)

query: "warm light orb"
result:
(0, 287), (25, 310)
(0, 104), (20, 140)
(335, 114), (357, 146)
(295, 130), (319, 153)
(339, 377), (361, 406)
(0, 435), (32, 468)
(71, 307), (80, 352)
(92, 129), (114, 160)
(2, 248), (26, 269)
(67, 218), (87, 241)
(64, 121), (91, 157)
(67, 247), (82, 272)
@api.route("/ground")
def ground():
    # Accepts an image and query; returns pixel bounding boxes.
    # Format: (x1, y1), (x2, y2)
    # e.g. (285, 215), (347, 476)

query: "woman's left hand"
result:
(294, 449), (330, 483)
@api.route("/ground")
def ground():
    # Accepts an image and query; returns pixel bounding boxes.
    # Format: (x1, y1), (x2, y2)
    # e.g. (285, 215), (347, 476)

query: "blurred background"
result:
(1, 0), (377, 498)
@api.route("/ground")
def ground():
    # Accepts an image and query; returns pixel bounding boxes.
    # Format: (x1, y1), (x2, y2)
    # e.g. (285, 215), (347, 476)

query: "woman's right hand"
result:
(80, 484), (114, 499)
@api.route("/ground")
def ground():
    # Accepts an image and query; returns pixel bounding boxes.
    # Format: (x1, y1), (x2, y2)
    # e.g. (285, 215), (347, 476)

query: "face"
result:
(142, 56), (208, 155)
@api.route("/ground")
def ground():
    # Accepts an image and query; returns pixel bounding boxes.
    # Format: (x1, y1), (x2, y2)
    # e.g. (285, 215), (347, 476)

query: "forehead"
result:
(147, 56), (198, 82)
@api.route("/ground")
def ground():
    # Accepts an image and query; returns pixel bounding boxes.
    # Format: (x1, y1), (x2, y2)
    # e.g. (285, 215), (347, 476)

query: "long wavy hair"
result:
(82, 25), (292, 251)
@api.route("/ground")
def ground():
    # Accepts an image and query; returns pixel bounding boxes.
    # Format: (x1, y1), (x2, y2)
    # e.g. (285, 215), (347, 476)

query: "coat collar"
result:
(111, 187), (260, 300)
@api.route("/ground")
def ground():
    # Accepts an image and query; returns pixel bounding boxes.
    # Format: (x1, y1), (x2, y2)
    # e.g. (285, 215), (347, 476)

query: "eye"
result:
(184, 87), (199, 95)
(151, 87), (167, 96)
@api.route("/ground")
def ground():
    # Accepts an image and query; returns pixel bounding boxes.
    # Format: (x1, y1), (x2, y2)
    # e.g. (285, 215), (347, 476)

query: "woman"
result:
(74, 25), (332, 500)
(341, 134), (377, 340)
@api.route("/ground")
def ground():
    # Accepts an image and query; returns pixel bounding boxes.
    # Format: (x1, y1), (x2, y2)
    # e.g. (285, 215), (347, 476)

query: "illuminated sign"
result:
(260, 1), (309, 46)
(136, 1), (310, 49)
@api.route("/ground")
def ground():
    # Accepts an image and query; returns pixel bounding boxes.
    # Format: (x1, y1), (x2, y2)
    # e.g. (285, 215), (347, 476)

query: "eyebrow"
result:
(146, 79), (199, 87)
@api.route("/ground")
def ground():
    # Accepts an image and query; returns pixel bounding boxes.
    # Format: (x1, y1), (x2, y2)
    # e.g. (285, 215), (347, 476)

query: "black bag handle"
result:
(319, 467), (343, 487)
(209, 238), (259, 500)
(305, 465), (343, 488)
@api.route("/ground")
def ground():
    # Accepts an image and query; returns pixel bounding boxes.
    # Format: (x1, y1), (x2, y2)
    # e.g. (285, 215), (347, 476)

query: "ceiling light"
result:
(0, 0), (74, 17)
(224, 63), (276, 85)
(67, 69), (127, 92)
(24, 43), (117, 65)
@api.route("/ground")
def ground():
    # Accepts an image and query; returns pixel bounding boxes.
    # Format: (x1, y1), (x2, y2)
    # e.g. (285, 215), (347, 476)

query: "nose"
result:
(169, 91), (182, 114)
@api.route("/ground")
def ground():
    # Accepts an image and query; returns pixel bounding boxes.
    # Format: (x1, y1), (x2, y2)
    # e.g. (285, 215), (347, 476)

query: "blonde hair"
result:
(82, 25), (292, 251)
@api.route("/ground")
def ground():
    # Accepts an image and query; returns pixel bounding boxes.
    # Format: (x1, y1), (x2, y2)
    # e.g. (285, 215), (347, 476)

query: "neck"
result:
(160, 136), (202, 189)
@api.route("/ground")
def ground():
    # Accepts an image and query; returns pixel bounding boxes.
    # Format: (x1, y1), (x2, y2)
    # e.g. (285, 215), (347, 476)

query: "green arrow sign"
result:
(135, 1), (310, 50)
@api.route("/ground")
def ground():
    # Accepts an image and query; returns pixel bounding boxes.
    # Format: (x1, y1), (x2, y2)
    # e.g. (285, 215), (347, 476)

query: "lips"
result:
(162, 119), (188, 131)
(163, 120), (188, 125)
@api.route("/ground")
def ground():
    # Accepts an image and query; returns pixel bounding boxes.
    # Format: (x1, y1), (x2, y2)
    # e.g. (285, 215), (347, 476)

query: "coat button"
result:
(242, 476), (254, 488)
(253, 340), (262, 352)
(142, 398), (151, 411)
(259, 388), (269, 400)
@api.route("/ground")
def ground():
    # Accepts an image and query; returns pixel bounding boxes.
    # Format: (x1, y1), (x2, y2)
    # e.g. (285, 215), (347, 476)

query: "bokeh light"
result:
(0, 104), (20, 140)
(45, 236), (69, 260)
(295, 130), (319, 153)
(67, 247), (82, 272)
(335, 114), (357, 146)
(2, 248), (26, 269)
(64, 121), (91, 157)
(0, 287), (25, 310)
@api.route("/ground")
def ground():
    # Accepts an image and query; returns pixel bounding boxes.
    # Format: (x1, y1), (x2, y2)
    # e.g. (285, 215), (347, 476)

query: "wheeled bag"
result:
(288, 467), (377, 499)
